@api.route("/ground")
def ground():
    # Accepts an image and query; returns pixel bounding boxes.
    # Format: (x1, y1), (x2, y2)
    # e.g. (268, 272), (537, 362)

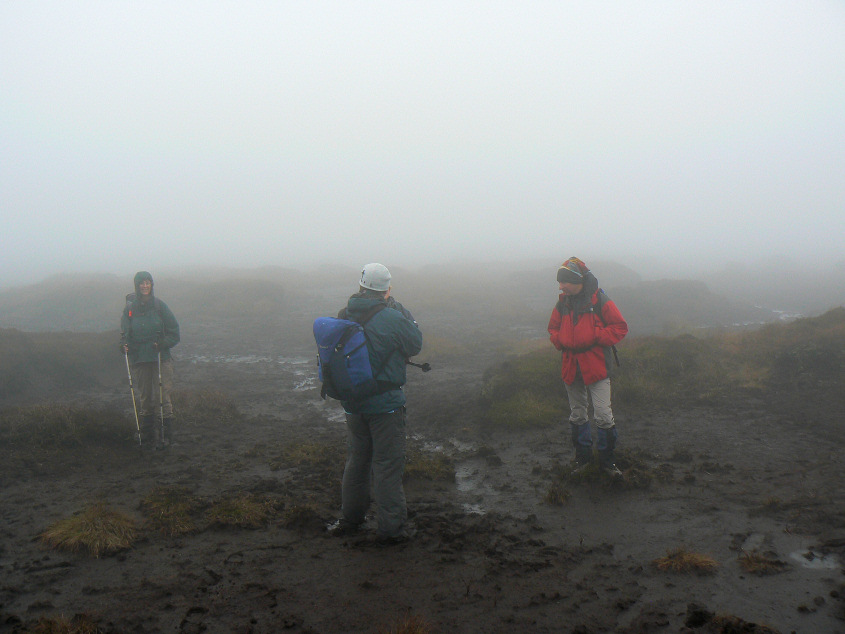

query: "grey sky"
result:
(2, 1), (844, 286)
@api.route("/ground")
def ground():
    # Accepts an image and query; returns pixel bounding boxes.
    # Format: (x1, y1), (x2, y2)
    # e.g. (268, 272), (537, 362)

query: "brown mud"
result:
(1, 337), (844, 633)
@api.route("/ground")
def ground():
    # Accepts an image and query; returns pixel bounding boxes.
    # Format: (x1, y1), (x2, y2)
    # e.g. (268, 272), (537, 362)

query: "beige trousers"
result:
(564, 376), (614, 428)
(133, 359), (174, 417)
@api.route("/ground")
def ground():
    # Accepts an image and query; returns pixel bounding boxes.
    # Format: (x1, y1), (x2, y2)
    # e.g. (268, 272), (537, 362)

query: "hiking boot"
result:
(374, 534), (411, 547)
(326, 519), (361, 537)
(570, 443), (594, 476)
(602, 463), (624, 478)
(570, 460), (592, 476)
(374, 523), (416, 546)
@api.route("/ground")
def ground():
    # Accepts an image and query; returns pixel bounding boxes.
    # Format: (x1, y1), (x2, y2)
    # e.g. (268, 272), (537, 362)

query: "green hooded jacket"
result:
(341, 294), (423, 414)
(120, 272), (180, 364)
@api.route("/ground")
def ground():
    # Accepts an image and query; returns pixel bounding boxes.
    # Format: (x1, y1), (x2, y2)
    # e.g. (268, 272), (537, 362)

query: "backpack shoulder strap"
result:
(593, 289), (607, 325)
(125, 294), (163, 316)
(594, 289), (620, 367)
(356, 303), (396, 383)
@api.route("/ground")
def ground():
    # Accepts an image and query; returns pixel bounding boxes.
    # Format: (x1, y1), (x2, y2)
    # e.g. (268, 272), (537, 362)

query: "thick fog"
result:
(2, 1), (844, 288)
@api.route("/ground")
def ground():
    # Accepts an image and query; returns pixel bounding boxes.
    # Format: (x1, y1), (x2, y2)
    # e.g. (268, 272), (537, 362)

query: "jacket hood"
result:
(133, 271), (154, 298)
(346, 293), (386, 321)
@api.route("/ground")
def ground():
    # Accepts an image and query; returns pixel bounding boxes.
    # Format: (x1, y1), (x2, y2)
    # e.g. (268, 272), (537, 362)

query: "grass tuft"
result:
(140, 486), (203, 536)
(738, 550), (788, 575)
(544, 480), (570, 505)
(404, 448), (455, 482)
(40, 503), (137, 557)
(653, 548), (719, 574)
(27, 613), (103, 633)
(378, 613), (433, 634)
(205, 493), (277, 529)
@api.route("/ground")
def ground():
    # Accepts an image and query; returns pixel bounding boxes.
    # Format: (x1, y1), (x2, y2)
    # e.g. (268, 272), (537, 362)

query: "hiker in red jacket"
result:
(547, 258), (628, 476)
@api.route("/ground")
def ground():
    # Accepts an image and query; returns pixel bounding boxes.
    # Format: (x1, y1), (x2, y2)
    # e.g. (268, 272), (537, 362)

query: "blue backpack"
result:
(314, 304), (396, 401)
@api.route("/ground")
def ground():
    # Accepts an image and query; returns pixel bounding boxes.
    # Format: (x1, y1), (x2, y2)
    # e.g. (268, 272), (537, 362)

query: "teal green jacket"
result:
(341, 294), (423, 415)
(121, 296), (180, 364)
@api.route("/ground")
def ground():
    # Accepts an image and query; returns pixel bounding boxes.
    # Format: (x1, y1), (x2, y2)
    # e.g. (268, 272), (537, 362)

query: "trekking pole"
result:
(124, 348), (142, 447)
(406, 359), (432, 372)
(157, 350), (165, 448)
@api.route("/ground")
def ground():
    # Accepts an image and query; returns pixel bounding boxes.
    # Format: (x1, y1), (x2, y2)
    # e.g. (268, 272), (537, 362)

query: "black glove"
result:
(154, 339), (168, 352)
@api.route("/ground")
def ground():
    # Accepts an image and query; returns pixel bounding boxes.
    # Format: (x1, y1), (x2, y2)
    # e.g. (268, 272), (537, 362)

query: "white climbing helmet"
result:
(360, 263), (391, 292)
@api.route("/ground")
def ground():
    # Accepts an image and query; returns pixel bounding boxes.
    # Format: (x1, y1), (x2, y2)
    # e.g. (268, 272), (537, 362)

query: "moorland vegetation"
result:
(481, 307), (845, 427)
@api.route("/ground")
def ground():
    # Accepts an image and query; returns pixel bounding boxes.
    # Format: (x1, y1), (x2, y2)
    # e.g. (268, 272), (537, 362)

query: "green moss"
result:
(405, 448), (454, 482)
(487, 390), (560, 429)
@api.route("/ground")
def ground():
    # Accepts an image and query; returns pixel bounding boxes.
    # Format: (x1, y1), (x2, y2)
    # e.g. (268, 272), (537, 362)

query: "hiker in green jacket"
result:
(328, 263), (423, 543)
(120, 271), (180, 450)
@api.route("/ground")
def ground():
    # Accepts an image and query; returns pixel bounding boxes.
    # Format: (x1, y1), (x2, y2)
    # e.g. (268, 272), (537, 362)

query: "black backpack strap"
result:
(594, 290), (620, 367)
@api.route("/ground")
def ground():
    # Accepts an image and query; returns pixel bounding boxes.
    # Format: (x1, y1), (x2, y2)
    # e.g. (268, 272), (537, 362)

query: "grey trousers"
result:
(342, 409), (408, 538)
(564, 376), (614, 428)
(133, 359), (174, 417)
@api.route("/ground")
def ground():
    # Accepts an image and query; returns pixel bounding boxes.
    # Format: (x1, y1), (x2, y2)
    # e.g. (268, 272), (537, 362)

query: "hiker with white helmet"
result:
(326, 263), (423, 544)
(548, 257), (628, 476)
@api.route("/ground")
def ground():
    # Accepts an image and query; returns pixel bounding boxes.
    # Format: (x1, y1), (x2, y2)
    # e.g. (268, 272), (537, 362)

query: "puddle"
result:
(293, 377), (316, 391)
(455, 465), (479, 492)
(789, 549), (840, 570)
(413, 436), (477, 454)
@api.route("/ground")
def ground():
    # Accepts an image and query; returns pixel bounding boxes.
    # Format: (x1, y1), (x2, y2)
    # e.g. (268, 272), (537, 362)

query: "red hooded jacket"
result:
(547, 275), (628, 385)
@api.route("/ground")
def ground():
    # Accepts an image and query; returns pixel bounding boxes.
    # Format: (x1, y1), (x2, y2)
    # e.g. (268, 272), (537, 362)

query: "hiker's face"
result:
(558, 281), (583, 296)
(139, 280), (152, 296)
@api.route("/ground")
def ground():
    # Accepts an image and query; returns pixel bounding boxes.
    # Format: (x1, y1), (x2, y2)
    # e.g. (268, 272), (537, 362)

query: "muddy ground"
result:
(1, 327), (844, 633)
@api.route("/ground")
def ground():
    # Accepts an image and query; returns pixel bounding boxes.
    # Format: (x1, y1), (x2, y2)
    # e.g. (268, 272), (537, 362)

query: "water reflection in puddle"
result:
(789, 550), (840, 570)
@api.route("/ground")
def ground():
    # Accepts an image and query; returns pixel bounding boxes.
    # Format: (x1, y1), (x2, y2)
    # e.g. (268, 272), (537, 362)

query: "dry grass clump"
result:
(405, 448), (454, 482)
(205, 493), (278, 529)
(171, 389), (241, 426)
(653, 548), (719, 574)
(378, 613), (433, 634)
(738, 550), (788, 575)
(140, 486), (203, 536)
(544, 480), (570, 505)
(754, 497), (785, 513)
(40, 503), (137, 557)
(27, 613), (103, 633)
(0, 404), (129, 448)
